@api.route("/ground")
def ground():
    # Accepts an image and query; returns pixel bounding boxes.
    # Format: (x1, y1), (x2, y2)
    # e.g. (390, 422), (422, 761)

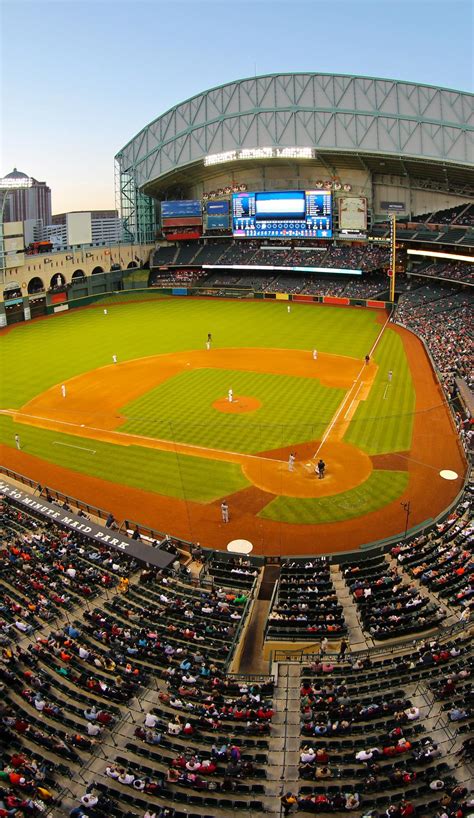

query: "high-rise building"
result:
(1, 168), (52, 225)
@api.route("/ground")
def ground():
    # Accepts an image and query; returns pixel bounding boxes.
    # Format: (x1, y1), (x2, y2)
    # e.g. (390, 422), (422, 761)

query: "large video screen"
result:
(232, 190), (332, 238)
(161, 200), (202, 219)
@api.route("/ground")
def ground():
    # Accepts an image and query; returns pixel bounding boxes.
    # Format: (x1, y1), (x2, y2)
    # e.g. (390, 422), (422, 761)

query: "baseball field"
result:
(0, 294), (466, 555)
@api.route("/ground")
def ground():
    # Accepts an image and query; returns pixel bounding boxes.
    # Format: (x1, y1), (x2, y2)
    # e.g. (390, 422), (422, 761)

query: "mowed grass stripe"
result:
(344, 328), (415, 455)
(0, 415), (249, 503)
(121, 368), (345, 453)
(259, 470), (409, 524)
(0, 299), (380, 408)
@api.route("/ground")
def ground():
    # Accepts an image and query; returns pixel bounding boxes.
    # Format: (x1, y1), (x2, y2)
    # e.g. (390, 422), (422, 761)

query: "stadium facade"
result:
(115, 73), (474, 242)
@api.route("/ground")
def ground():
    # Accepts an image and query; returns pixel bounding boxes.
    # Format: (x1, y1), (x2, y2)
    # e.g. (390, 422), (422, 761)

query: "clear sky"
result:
(1, 0), (472, 214)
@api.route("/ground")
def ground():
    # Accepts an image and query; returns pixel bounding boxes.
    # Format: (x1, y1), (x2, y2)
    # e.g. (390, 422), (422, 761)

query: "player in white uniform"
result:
(221, 501), (229, 523)
(228, 389), (233, 403)
(312, 349), (318, 360)
(61, 384), (67, 398)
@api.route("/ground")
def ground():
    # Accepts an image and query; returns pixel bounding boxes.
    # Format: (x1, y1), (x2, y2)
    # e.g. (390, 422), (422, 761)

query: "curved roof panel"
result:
(116, 73), (474, 190)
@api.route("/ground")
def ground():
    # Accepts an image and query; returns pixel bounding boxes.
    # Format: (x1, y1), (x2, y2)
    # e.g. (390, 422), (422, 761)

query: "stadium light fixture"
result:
(407, 249), (473, 263)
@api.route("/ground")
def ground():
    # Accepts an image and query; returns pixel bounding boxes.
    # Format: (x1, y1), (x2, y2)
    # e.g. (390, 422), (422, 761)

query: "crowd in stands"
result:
(413, 261), (473, 283)
(0, 490), (272, 816)
(395, 287), (473, 393)
(412, 203), (474, 226)
(295, 629), (473, 816)
(151, 240), (391, 274)
(343, 553), (445, 640)
(391, 492), (473, 617)
(203, 556), (260, 591)
(322, 246), (389, 272)
(266, 558), (346, 640)
(1, 477), (473, 817)
(149, 269), (206, 287)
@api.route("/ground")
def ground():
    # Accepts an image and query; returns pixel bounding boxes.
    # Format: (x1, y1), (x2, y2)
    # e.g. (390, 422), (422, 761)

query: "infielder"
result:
(228, 389), (233, 403)
(61, 384), (67, 398)
(313, 349), (318, 360)
(288, 452), (296, 472)
(221, 500), (229, 523)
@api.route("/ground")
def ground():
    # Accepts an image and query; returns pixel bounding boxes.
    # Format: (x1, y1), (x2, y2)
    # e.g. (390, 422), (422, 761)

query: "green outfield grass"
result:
(0, 298), (380, 407)
(344, 326), (415, 454)
(121, 368), (345, 453)
(0, 415), (248, 502)
(259, 469), (409, 524)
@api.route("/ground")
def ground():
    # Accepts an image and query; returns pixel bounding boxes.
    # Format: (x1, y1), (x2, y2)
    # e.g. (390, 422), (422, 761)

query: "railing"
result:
(272, 618), (470, 664)
(227, 672), (275, 683)
(118, 517), (192, 557)
(223, 595), (252, 672)
(0, 465), (193, 557)
(0, 465), (110, 521)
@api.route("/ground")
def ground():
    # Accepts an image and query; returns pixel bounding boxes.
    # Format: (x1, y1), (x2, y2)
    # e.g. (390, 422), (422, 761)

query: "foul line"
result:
(344, 382), (364, 420)
(312, 314), (392, 459)
(0, 409), (286, 465)
(52, 441), (96, 454)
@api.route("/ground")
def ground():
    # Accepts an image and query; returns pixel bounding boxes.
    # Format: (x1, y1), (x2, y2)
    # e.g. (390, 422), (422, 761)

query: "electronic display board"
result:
(206, 200), (230, 230)
(161, 200), (202, 219)
(232, 190), (332, 238)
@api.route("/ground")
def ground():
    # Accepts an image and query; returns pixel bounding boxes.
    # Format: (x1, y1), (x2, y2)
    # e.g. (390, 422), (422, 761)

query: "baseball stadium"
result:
(0, 72), (473, 818)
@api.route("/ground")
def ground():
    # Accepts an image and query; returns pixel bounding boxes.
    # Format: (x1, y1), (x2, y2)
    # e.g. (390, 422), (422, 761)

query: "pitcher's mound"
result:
(213, 396), (262, 414)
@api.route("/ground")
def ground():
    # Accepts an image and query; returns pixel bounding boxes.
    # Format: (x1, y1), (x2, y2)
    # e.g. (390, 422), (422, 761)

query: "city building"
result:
(34, 209), (127, 249)
(1, 168), (52, 225)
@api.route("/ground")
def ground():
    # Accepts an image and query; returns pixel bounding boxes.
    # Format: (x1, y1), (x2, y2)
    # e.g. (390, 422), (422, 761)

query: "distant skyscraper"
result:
(1, 168), (52, 225)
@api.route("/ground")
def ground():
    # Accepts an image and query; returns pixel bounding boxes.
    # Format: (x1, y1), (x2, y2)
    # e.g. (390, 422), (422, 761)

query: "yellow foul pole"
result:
(390, 213), (397, 302)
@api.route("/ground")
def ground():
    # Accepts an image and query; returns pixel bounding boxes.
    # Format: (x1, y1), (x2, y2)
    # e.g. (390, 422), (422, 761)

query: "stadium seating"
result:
(342, 553), (446, 639)
(266, 557), (347, 640)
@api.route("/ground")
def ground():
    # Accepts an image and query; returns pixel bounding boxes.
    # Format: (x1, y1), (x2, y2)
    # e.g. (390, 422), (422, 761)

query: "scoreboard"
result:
(232, 190), (332, 238)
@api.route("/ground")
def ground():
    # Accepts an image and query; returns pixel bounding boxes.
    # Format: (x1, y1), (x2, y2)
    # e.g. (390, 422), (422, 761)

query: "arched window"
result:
(127, 261), (138, 269)
(72, 269), (86, 280)
(27, 277), (45, 294)
(3, 282), (22, 299)
(50, 273), (66, 288)
(91, 266), (104, 275)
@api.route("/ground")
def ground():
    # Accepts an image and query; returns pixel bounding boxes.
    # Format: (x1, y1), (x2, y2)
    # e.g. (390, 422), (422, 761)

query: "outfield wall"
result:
(0, 284), (392, 326)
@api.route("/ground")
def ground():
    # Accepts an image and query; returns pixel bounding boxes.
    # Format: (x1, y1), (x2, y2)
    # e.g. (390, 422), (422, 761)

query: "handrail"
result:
(226, 672), (275, 683)
(0, 466), (110, 521)
(272, 619), (470, 663)
(0, 465), (194, 555)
